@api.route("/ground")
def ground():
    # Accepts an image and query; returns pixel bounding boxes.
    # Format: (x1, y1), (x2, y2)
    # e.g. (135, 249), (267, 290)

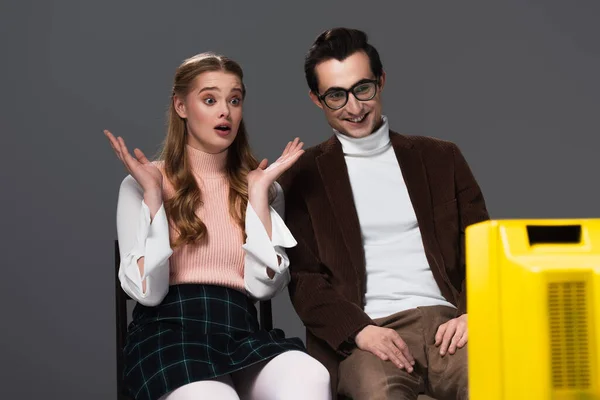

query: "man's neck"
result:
(334, 115), (390, 156)
(371, 116), (384, 134)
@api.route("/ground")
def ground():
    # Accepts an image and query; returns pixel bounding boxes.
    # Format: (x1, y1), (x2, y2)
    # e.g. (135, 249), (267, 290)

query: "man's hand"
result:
(355, 325), (415, 372)
(435, 313), (468, 356)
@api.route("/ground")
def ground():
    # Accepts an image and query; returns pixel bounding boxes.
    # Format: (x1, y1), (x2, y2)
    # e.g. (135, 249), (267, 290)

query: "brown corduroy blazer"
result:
(278, 131), (490, 395)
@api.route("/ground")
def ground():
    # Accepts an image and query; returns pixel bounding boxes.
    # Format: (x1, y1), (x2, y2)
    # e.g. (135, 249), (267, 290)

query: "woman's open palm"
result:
(247, 137), (304, 192)
(104, 129), (163, 193)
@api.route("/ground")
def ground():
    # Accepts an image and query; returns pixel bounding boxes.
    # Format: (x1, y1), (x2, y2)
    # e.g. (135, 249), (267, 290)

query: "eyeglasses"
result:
(316, 79), (379, 110)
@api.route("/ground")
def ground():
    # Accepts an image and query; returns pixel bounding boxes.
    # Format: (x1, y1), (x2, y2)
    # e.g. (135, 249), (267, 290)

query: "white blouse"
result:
(116, 176), (297, 306)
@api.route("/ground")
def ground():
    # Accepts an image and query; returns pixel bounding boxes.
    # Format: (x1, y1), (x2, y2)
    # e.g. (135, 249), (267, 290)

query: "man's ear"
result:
(173, 95), (187, 119)
(309, 90), (324, 110)
(378, 70), (386, 92)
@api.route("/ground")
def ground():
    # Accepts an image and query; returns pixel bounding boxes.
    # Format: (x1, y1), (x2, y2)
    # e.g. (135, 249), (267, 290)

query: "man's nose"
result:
(344, 94), (362, 115)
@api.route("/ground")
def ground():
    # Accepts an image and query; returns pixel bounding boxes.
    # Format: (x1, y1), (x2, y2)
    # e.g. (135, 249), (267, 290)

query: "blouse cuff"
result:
(242, 202), (297, 274)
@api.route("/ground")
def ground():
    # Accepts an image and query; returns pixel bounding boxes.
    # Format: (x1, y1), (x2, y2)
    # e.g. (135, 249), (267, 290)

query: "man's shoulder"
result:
(390, 130), (458, 154)
(290, 136), (334, 170)
(279, 136), (333, 190)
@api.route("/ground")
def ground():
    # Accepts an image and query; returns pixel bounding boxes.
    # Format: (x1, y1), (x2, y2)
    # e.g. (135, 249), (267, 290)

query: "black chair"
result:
(114, 240), (131, 400)
(114, 240), (274, 399)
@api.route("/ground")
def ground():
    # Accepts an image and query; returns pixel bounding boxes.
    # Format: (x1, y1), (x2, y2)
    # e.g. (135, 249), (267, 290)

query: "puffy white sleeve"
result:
(116, 175), (173, 306)
(243, 182), (297, 300)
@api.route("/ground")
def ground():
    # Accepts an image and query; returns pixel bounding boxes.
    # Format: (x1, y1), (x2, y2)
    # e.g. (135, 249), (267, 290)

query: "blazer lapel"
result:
(390, 132), (440, 268)
(313, 132), (441, 288)
(316, 136), (366, 277)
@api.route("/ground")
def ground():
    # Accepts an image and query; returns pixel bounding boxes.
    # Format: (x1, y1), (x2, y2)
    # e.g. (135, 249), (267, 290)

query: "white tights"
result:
(157, 350), (331, 400)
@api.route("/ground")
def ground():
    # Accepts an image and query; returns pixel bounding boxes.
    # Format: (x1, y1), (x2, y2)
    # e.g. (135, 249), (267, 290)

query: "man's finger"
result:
(371, 348), (389, 362)
(448, 333), (460, 355)
(391, 335), (415, 366)
(382, 342), (410, 371)
(457, 330), (468, 349)
(440, 323), (456, 356)
(448, 323), (465, 354)
(383, 346), (404, 370)
(435, 323), (447, 346)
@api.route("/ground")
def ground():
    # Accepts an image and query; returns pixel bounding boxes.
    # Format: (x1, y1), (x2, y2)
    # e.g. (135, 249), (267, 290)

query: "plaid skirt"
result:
(123, 284), (306, 400)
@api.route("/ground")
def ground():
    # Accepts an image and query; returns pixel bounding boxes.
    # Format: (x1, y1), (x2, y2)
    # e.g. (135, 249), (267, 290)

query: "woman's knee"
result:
(300, 354), (331, 387)
(237, 351), (331, 400)
(159, 377), (240, 400)
(275, 351), (331, 388)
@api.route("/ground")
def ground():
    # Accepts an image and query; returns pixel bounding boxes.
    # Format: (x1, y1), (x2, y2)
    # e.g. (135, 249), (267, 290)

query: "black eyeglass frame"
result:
(316, 78), (380, 110)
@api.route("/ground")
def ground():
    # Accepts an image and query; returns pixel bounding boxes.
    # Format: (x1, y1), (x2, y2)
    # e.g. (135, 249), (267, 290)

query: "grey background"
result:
(1, 0), (599, 399)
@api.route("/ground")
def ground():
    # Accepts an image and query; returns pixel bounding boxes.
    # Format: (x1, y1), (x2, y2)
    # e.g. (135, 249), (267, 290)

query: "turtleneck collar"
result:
(186, 144), (228, 178)
(334, 115), (391, 156)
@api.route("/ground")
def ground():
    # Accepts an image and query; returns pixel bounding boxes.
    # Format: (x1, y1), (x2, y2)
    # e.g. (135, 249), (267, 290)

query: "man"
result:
(279, 28), (489, 400)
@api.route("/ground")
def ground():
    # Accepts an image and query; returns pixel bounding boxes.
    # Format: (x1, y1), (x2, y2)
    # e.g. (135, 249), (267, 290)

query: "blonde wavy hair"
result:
(160, 52), (263, 248)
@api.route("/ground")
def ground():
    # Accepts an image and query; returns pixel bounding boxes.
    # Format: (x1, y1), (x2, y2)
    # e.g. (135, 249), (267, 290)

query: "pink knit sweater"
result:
(158, 145), (245, 291)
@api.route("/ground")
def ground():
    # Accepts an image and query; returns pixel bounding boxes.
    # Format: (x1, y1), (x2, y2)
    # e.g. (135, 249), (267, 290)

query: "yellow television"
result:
(467, 219), (600, 400)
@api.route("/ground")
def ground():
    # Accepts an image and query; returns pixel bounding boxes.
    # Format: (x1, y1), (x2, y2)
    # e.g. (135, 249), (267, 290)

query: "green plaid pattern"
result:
(123, 284), (305, 400)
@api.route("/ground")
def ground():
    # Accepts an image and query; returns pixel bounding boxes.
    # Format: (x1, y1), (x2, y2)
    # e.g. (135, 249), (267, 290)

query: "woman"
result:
(104, 52), (331, 400)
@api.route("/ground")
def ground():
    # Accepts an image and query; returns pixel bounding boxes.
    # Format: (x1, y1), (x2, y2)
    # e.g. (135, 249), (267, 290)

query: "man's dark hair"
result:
(304, 27), (384, 94)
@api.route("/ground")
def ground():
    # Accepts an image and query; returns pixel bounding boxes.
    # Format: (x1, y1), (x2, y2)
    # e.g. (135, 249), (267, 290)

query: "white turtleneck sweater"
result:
(334, 116), (455, 319)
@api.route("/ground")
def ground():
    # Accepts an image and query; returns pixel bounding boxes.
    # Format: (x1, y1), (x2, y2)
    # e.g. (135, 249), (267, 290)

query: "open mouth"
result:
(214, 124), (232, 134)
(345, 112), (369, 125)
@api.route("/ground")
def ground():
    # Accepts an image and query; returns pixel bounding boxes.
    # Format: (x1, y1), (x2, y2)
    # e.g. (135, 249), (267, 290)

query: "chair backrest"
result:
(259, 299), (273, 331)
(115, 240), (131, 400)
(114, 240), (274, 398)
(114, 240), (131, 400)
